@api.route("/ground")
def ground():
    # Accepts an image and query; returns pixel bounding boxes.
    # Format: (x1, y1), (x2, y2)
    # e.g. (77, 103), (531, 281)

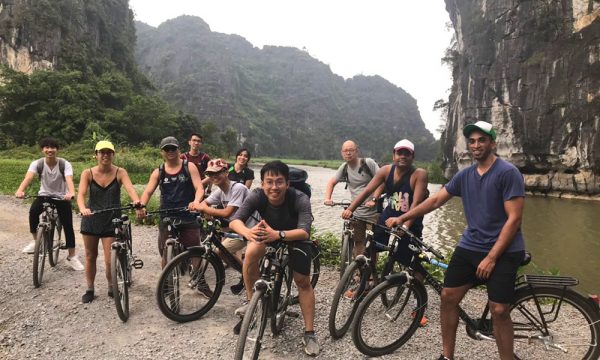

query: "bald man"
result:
(324, 140), (382, 257)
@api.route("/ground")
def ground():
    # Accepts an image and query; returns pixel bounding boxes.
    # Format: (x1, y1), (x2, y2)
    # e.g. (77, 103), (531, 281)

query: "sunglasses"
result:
(205, 170), (225, 178)
(162, 146), (178, 152)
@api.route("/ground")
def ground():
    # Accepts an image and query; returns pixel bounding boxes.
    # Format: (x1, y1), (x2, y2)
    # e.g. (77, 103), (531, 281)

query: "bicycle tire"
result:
(156, 250), (224, 323)
(328, 260), (366, 339)
(235, 288), (269, 360)
(48, 219), (62, 267)
(340, 232), (353, 277)
(111, 247), (129, 322)
(164, 243), (178, 308)
(271, 263), (293, 336)
(351, 277), (427, 356)
(511, 286), (600, 360)
(32, 226), (47, 288)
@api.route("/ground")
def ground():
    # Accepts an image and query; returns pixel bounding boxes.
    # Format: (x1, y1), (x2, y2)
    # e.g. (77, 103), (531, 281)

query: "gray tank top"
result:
(80, 168), (121, 235)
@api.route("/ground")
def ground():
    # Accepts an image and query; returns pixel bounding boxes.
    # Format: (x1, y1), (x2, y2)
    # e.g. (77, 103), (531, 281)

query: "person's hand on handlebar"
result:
(341, 208), (353, 219)
(80, 207), (93, 217)
(385, 216), (404, 228)
(15, 191), (25, 199)
(64, 193), (74, 201)
(135, 205), (147, 219)
(323, 199), (334, 206)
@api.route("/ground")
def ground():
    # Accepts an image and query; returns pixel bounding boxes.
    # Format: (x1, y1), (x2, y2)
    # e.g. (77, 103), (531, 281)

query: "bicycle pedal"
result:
(285, 310), (300, 318)
(132, 259), (144, 269)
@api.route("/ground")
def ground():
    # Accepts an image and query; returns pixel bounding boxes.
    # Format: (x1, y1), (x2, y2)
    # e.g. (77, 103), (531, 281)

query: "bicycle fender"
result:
(383, 272), (409, 284)
(185, 245), (208, 256)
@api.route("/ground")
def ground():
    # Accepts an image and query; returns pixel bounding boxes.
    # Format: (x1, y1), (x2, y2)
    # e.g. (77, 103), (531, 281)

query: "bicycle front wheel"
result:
(340, 232), (353, 277)
(235, 288), (269, 360)
(511, 286), (600, 360)
(32, 226), (47, 288)
(328, 261), (367, 339)
(48, 219), (62, 267)
(156, 251), (224, 323)
(111, 247), (129, 322)
(351, 277), (426, 357)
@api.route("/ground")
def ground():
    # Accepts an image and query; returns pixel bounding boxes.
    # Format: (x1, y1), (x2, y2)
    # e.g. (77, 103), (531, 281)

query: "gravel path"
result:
(0, 195), (503, 359)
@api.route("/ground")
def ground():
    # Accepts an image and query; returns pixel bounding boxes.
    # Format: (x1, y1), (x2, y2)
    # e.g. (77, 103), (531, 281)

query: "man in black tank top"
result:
(230, 161), (319, 356)
(137, 136), (205, 268)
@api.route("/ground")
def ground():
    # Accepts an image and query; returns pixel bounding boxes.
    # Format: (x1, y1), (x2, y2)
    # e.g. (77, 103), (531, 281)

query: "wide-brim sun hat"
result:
(95, 140), (115, 152)
(463, 121), (496, 141)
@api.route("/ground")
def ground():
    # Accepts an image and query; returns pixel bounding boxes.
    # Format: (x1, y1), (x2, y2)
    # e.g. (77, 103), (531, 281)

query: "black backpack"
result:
(36, 158), (66, 180)
(340, 158), (374, 189)
(256, 167), (311, 218)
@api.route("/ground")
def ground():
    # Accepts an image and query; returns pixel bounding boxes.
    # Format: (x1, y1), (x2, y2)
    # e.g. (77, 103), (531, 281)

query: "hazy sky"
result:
(128, 0), (454, 138)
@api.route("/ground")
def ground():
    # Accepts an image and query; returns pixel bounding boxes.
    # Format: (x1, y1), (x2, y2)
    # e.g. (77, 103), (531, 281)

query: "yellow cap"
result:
(95, 140), (115, 152)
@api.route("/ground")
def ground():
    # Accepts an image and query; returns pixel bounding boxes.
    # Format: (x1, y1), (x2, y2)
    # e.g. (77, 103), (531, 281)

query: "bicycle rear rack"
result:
(522, 274), (578, 287)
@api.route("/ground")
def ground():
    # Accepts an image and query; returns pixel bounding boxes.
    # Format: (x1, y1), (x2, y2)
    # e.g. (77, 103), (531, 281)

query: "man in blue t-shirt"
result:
(388, 120), (525, 360)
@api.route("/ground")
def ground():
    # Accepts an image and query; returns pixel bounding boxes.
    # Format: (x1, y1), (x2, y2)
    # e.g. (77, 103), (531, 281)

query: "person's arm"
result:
(259, 220), (309, 243)
(401, 168), (429, 229)
(386, 187), (453, 227)
(77, 169), (92, 216)
(187, 163), (205, 210)
(244, 179), (253, 189)
(64, 175), (75, 201)
(323, 176), (338, 205)
(342, 165), (388, 219)
(476, 196), (524, 279)
(15, 171), (36, 198)
(137, 169), (159, 218)
(117, 168), (141, 205)
(197, 200), (237, 219)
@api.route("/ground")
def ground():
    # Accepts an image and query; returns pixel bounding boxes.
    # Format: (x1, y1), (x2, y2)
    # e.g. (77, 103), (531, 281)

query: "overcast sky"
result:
(128, 0), (454, 139)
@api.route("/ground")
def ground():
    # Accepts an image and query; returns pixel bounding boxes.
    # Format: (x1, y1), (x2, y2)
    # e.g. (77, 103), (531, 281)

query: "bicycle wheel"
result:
(271, 264), (293, 335)
(32, 226), (47, 288)
(156, 250), (224, 323)
(235, 288), (269, 360)
(340, 232), (353, 277)
(329, 261), (367, 339)
(511, 286), (600, 360)
(48, 219), (62, 267)
(111, 247), (129, 322)
(351, 278), (427, 356)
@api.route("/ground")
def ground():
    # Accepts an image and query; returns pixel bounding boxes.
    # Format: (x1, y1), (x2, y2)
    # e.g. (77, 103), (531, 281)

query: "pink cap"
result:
(393, 139), (415, 153)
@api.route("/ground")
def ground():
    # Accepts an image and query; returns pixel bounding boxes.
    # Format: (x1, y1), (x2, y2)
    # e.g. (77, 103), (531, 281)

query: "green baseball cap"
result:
(463, 121), (496, 141)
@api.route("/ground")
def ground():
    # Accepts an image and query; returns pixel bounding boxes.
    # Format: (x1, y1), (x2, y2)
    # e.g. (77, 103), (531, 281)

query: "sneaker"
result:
(411, 311), (428, 327)
(437, 355), (451, 360)
(343, 283), (371, 300)
(107, 288), (114, 298)
(302, 333), (320, 356)
(66, 256), (84, 271)
(22, 241), (36, 254)
(230, 277), (245, 295)
(82, 290), (95, 303)
(234, 301), (249, 318)
(196, 276), (214, 298)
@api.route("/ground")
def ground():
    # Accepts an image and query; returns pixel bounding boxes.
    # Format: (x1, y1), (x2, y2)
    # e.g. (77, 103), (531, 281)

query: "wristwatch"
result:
(279, 230), (286, 241)
(371, 197), (377, 202)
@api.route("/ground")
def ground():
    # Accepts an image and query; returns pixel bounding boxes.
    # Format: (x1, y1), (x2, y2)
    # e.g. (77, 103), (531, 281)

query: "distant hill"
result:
(135, 16), (437, 160)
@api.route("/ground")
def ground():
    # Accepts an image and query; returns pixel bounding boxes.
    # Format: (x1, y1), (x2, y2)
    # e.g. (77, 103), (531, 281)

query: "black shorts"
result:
(287, 241), (314, 277)
(444, 247), (524, 304)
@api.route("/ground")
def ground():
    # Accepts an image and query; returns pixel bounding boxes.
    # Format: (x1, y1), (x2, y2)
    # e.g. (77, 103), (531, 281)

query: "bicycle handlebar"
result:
(145, 206), (189, 216)
(326, 201), (352, 207)
(89, 203), (144, 215)
(24, 195), (68, 202)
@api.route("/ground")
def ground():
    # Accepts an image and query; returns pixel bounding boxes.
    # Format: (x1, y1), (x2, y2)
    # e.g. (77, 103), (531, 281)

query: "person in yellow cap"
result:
(77, 140), (141, 303)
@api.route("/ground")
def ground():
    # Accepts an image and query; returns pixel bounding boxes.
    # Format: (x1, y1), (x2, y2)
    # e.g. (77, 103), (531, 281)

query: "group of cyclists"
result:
(16, 120), (526, 360)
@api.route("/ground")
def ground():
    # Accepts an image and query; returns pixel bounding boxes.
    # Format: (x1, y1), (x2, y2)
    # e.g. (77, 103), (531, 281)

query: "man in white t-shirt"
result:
(15, 137), (84, 270)
(196, 158), (255, 294)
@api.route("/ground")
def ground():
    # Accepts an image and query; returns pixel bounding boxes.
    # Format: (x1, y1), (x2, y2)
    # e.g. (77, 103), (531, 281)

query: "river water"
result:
(273, 164), (600, 294)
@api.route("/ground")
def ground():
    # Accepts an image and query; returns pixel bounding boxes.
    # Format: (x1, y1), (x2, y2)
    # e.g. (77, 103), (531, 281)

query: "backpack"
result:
(158, 160), (190, 186)
(36, 158), (66, 180)
(340, 158), (374, 189)
(256, 167), (311, 218)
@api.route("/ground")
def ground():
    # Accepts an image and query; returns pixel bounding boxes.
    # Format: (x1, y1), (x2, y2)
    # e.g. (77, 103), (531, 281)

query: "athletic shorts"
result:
(444, 247), (525, 304)
(158, 223), (201, 256)
(221, 236), (246, 253)
(287, 241), (314, 277)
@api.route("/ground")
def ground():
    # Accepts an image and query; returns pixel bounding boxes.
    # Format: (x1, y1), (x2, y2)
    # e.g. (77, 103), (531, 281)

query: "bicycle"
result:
(328, 218), (405, 339)
(327, 202), (355, 277)
(90, 204), (144, 322)
(350, 226), (600, 359)
(156, 217), (240, 323)
(234, 240), (320, 360)
(27, 196), (66, 288)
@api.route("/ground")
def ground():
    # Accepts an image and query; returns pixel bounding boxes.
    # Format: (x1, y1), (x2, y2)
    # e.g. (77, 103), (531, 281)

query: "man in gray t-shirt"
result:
(324, 140), (382, 257)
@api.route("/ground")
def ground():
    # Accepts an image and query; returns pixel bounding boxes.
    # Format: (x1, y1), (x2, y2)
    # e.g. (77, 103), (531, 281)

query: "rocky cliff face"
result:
(442, 0), (600, 197)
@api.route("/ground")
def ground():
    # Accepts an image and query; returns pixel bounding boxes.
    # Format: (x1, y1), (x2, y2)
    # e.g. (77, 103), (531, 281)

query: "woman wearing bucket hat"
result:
(77, 140), (141, 303)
